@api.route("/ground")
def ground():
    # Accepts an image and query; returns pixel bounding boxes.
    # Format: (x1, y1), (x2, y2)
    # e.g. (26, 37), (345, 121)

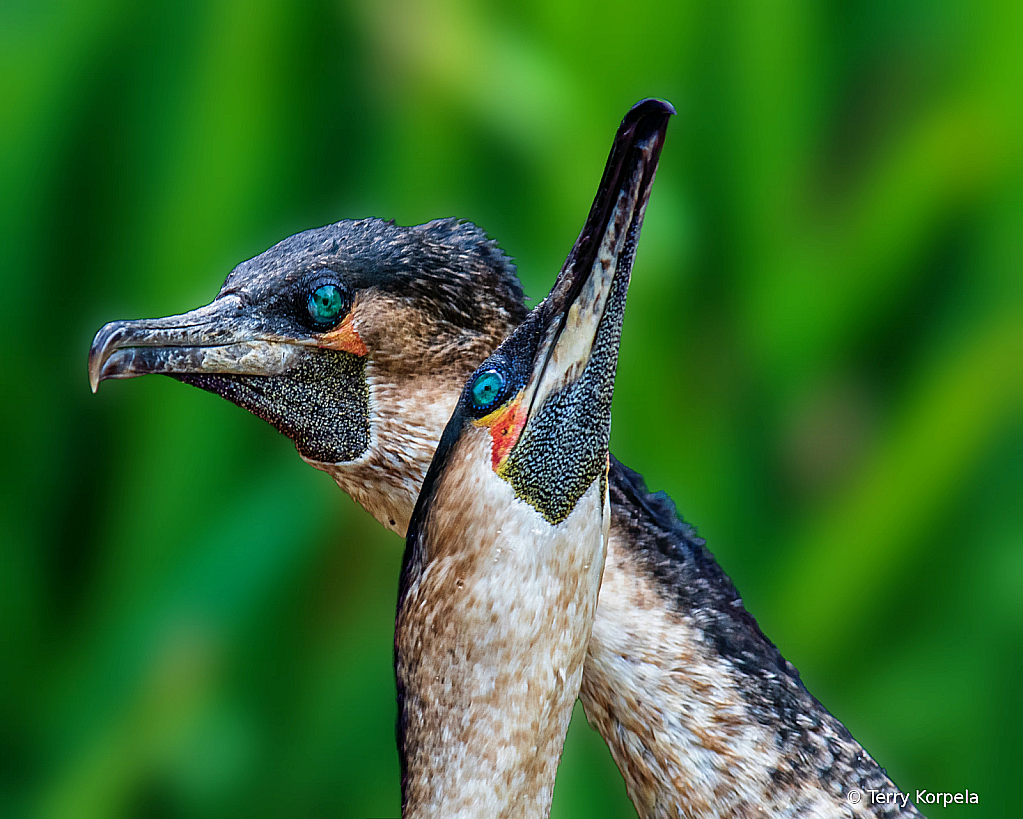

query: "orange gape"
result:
(317, 312), (368, 356)
(474, 395), (528, 470)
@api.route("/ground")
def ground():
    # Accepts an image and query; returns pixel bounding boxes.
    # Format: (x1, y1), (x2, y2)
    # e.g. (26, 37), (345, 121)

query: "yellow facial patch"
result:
(473, 394), (528, 470)
(317, 310), (367, 356)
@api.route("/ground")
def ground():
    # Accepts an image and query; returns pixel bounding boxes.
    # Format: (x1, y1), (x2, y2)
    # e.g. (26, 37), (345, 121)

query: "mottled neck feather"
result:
(581, 457), (922, 818)
(395, 434), (608, 819)
(319, 342), (495, 534)
(320, 293), (522, 535)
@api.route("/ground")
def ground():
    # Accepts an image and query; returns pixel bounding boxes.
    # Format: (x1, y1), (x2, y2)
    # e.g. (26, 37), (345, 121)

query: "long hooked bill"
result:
(88, 299), (314, 393)
(514, 98), (673, 429)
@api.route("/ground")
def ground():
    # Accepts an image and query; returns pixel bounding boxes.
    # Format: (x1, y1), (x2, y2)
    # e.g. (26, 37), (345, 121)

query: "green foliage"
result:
(2, 1), (1020, 817)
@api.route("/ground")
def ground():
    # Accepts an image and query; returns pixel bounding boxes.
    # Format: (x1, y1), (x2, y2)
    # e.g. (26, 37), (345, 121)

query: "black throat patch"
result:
(175, 349), (370, 463)
(498, 265), (628, 525)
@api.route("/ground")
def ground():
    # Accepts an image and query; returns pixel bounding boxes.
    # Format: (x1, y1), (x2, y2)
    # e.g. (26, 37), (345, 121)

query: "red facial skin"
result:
(474, 394), (528, 470)
(317, 311), (368, 356)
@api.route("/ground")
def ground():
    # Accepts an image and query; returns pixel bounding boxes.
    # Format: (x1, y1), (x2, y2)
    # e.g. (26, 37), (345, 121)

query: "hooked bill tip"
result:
(629, 97), (677, 117)
(622, 98), (677, 136)
(88, 342), (103, 393)
(88, 322), (118, 394)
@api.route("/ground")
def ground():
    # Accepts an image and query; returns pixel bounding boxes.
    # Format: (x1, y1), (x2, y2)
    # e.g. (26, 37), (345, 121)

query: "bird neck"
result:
(313, 364), (464, 535)
(395, 436), (609, 819)
(317, 321), (515, 535)
(576, 459), (922, 818)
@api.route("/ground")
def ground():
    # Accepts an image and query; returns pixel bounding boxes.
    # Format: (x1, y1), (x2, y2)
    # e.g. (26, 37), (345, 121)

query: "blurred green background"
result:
(2, 0), (1021, 817)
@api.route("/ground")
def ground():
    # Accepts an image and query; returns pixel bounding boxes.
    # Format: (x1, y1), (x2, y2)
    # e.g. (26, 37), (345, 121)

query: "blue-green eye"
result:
(470, 369), (506, 412)
(307, 283), (347, 328)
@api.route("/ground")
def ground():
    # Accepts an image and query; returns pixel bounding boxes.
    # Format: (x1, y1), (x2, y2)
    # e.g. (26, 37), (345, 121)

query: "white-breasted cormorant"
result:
(396, 99), (670, 817)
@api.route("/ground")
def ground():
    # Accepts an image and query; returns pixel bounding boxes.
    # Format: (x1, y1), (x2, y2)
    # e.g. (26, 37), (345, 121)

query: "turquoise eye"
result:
(307, 283), (347, 328)
(470, 369), (506, 412)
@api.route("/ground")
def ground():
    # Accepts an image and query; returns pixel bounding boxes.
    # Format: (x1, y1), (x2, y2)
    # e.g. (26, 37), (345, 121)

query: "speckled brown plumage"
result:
(578, 458), (922, 818)
(396, 435), (608, 818)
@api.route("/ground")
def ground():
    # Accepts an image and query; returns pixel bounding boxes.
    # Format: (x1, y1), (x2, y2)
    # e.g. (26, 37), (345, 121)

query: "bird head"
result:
(89, 218), (527, 530)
